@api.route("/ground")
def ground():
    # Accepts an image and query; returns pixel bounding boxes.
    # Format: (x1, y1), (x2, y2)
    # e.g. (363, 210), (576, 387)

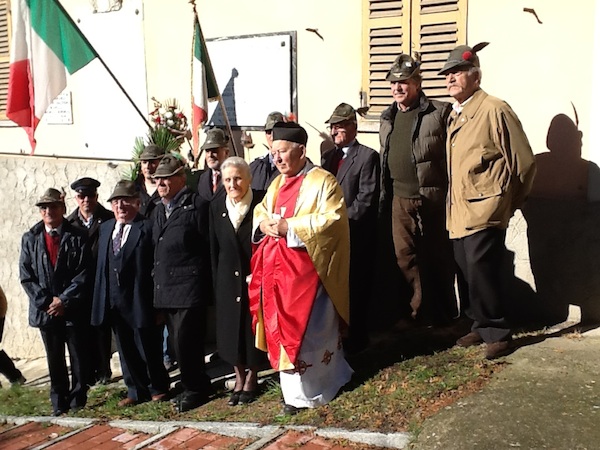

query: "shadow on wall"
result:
(522, 113), (600, 325)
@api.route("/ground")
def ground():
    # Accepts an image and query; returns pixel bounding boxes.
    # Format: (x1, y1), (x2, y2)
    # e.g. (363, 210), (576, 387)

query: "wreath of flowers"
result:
(149, 97), (188, 133)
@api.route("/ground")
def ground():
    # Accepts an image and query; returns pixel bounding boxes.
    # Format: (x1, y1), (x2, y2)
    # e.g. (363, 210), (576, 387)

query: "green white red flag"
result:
(192, 16), (219, 155)
(7, 0), (97, 152)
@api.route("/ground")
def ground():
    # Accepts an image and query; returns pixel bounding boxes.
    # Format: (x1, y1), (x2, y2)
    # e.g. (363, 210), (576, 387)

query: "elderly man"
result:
(379, 54), (457, 327)
(152, 155), (213, 412)
(136, 144), (166, 218)
(92, 180), (170, 407)
(249, 122), (353, 415)
(20, 188), (90, 416)
(249, 111), (284, 200)
(197, 128), (230, 202)
(67, 177), (114, 385)
(440, 43), (536, 359)
(321, 103), (380, 353)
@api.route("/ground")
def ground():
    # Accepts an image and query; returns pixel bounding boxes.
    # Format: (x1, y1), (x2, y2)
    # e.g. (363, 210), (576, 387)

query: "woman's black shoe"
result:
(228, 390), (242, 406)
(239, 390), (257, 404)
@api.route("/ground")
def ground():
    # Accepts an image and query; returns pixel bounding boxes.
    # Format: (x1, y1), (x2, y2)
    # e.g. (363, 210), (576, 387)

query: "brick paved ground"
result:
(0, 421), (387, 449)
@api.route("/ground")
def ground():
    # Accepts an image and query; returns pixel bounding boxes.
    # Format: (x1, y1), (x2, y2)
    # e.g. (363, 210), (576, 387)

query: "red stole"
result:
(249, 174), (320, 370)
(44, 231), (60, 267)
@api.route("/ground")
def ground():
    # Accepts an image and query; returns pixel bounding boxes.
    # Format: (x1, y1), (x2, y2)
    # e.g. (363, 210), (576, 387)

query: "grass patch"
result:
(0, 324), (504, 432)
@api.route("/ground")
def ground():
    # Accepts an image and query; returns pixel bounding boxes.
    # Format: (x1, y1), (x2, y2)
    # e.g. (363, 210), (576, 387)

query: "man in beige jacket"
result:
(440, 43), (536, 359)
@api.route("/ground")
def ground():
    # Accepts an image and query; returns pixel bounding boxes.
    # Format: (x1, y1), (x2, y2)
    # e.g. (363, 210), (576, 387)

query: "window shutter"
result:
(362, 0), (410, 127)
(0, 0), (10, 120)
(413, 0), (466, 101)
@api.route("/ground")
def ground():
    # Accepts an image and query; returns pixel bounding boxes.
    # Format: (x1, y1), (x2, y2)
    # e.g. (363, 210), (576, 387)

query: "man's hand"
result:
(259, 218), (289, 238)
(47, 296), (65, 317)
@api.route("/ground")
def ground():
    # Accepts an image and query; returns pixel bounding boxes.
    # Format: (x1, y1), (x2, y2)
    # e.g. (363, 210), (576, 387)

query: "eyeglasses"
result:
(265, 130), (273, 135)
(327, 121), (354, 131)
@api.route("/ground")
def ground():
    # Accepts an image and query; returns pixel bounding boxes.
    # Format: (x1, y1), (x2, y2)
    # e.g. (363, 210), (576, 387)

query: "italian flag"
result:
(6, 0), (97, 151)
(192, 16), (219, 155)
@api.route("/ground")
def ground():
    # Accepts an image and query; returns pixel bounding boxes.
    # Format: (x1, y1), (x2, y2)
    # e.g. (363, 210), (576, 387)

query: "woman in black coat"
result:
(209, 156), (266, 406)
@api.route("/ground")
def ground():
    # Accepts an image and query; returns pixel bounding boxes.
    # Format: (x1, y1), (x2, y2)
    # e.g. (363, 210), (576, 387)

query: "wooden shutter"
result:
(0, 0), (10, 120)
(362, 0), (410, 126)
(413, 0), (466, 101)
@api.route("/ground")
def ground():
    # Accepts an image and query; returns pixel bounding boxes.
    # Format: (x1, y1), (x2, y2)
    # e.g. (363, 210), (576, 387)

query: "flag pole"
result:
(215, 94), (239, 157)
(190, 1), (239, 157)
(52, 0), (152, 130)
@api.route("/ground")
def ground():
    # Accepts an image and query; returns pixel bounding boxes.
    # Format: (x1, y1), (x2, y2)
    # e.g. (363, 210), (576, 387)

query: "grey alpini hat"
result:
(35, 188), (65, 206)
(386, 54), (421, 82)
(153, 154), (186, 178)
(107, 180), (140, 202)
(438, 42), (489, 75)
(201, 128), (229, 150)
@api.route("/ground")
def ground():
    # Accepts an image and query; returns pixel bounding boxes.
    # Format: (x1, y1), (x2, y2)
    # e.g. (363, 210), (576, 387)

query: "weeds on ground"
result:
(0, 345), (503, 433)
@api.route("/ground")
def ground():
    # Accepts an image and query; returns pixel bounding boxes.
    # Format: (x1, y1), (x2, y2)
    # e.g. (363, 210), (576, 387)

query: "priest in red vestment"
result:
(249, 122), (353, 415)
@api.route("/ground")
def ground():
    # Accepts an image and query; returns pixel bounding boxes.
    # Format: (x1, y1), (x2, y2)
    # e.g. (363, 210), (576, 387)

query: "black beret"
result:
(272, 122), (308, 146)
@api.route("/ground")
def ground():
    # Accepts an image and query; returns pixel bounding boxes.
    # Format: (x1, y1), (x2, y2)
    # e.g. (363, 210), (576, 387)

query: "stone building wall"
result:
(0, 155), (124, 358)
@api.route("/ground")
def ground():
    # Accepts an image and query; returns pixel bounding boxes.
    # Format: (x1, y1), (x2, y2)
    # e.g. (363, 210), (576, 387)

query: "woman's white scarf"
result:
(226, 188), (253, 231)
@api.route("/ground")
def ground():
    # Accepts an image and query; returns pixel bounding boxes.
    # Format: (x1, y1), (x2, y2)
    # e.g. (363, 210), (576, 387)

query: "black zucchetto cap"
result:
(272, 122), (308, 146)
(70, 177), (100, 195)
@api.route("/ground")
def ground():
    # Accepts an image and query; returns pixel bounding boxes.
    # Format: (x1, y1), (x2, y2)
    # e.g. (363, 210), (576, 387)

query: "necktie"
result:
(113, 223), (124, 255)
(337, 148), (345, 173)
(47, 230), (60, 267)
(212, 170), (221, 193)
(331, 148), (344, 176)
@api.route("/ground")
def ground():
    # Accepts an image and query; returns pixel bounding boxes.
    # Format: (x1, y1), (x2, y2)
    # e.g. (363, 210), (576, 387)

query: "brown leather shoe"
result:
(456, 331), (483, 347)
(485, 341), (512, 360)
(118, 397), (138, 407)
(152, 393), (169, 402)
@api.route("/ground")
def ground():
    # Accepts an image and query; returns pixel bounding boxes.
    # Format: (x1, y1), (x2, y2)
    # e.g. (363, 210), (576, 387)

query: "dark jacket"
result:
(321, 140), (380, 229)
(379, 92), (451, 211)
(92, 215), (157, 328)
(197, 169), (226, 203)
(249, 154), (279, 202)
(152, 188), (212, 308)
(66, 204), (113, 260)
(209, 193), (265, 366)
(136, 182), (162, 218)
(19, 220), (90, 328)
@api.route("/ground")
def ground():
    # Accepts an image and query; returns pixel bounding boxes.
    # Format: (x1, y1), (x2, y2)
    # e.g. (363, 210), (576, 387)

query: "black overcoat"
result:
(152, 188), (212, 308)
(209, 193), (266, 367)
(197, 169), (226, 203)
